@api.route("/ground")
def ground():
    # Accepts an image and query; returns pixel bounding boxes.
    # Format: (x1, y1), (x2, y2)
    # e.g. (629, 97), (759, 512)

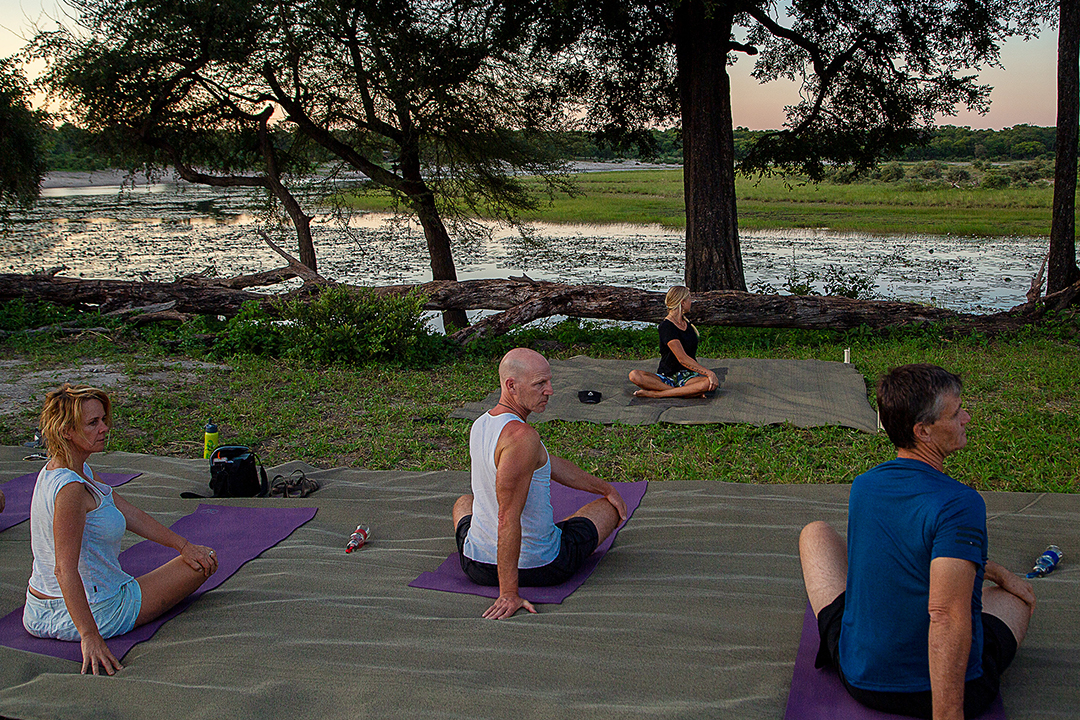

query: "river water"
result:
(0, 180), (1048, 317)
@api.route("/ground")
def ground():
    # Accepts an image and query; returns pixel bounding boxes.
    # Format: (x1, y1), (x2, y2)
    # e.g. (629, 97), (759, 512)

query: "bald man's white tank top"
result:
(462, 411), (561, 567)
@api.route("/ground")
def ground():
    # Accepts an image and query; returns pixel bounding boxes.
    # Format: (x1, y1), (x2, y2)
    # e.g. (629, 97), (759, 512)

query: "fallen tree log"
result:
(377, 276), (1080, 342)
(0, 270), (1076, 343)
(0, 273), (275, 317)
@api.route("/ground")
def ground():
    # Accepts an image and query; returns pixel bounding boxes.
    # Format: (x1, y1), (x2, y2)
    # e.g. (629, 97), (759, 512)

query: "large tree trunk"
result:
(400, 136), (470, 330)
(260, 119), (318, 272)
(413, 194), (470, 331)
(1050, 0), (1080, 294)
(0, 274), (270, 317)
(675, 1), (746, 292)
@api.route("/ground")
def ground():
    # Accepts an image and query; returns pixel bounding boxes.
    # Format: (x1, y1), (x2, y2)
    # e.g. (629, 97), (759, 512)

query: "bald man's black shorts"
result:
(455, 515), (599, 587)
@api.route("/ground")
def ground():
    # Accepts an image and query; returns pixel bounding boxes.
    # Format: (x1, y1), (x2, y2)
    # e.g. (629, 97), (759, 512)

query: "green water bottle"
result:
(203, 420), (219, 459)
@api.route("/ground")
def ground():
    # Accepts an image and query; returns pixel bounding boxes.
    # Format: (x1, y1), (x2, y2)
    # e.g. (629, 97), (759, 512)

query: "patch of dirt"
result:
(0, 359), (231, 419)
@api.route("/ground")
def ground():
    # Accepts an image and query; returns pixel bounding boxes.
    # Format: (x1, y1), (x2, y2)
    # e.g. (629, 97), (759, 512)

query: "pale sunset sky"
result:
(0, 0), (1060, 130)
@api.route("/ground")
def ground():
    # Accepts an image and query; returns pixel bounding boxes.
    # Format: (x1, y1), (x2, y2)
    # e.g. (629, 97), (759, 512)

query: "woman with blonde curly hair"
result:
(24, 384), (217, 675)
(628, 286), (719, 398)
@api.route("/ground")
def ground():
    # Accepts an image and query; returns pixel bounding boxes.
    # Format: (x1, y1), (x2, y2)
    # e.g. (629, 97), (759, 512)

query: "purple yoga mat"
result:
(0, 470), (140, 533)
(0, 503), (316, 663)
(785, 602), (1007, 720)
(408, 480), (647, 604)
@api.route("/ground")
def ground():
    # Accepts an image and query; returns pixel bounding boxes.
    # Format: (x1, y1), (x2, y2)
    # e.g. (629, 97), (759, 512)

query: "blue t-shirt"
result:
(840, 458), (988, 692)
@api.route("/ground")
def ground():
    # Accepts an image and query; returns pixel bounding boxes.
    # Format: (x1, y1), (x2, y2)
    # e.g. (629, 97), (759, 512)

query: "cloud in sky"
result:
(0, 0), (1059, 131)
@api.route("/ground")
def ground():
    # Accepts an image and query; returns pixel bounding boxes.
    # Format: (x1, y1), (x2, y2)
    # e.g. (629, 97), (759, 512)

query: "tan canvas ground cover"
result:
(449, 356), (880, 432)
(0, 447), (1076, 720)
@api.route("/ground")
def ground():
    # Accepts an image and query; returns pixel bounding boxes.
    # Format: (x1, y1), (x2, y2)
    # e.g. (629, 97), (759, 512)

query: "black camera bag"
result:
(180, 445), (269, 498)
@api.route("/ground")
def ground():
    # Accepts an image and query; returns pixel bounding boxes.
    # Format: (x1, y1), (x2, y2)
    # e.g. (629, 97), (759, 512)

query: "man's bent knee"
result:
(801, 520), (843, 546)
(452, 495), (473, 528)
(570, 497), (620, 543)
(983, 586), (1033, 646)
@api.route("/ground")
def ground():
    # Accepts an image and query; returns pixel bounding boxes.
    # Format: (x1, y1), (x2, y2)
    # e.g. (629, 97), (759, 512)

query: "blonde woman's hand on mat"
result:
(0, 488), (5, 513)
(81, 628), (123, 675)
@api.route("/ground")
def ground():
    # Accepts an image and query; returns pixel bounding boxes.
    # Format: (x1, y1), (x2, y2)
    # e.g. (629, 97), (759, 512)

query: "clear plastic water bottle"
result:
(1026, 545), (1063, 578)
(345, 525), (371, 553)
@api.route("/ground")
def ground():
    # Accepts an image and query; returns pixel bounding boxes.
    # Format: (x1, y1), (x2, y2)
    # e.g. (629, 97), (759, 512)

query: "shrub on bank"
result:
(0, 298), (81, 332)
(213, 287), (454, 367)
(281, 285), (452, 367)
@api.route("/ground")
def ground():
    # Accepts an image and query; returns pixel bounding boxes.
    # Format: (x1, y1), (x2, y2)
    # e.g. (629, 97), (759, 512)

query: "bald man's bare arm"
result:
(549, 456), (628, 522)
(485, 420), (544, 619)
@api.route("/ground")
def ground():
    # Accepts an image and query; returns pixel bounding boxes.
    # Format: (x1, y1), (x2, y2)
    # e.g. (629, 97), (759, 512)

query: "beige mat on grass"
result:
(449, 356), (879, 432)
(1, 447), (1076, 720)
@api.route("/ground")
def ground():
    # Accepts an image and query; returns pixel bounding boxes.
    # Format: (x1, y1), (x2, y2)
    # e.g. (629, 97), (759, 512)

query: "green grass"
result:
(2, 316), (1076, 493)
(341, 169), (1059, 237)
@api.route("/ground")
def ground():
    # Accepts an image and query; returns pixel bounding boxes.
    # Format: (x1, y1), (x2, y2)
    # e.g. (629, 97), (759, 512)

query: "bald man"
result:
(452, 348), (628, 619)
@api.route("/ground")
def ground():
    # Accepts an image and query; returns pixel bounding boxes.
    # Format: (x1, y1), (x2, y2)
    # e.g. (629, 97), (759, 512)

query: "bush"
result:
(0, 298), (81, 332)
(753, 264), (876, 300)
(913, 161), (945, 179)
(826, 165), (864, 184)
(945, 167), (970, 184)
(1008, 161), (1045, 183)
(874, 162), (906, 182)
(821, 265), (876, 300)
(214, 301), (285, 358)
(981, 171), (1011, 189)
(280, 285), (451, 367)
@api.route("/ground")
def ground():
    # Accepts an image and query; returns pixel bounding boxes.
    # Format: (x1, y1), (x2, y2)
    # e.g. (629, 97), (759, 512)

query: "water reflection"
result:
(0, 182), (1045, 314)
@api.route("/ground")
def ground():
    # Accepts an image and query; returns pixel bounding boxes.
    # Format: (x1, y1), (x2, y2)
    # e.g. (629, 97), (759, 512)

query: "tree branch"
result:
(144, 136), (271, 189)
(256, 231), (330, 285)
(262, 62), (408, 191)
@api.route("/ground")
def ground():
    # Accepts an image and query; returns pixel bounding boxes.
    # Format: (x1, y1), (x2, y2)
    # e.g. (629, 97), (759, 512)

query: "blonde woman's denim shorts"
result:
(23, 579), (142, 641)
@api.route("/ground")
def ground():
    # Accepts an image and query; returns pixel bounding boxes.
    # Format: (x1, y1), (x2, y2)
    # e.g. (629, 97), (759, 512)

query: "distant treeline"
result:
(603, 125), (1059, 164)
(42, 123), (1059, 173)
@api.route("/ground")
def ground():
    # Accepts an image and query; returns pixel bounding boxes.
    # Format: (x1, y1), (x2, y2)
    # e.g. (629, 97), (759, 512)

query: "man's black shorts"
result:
(815, 592), (1018, 719)
(455, 515), (600, 587)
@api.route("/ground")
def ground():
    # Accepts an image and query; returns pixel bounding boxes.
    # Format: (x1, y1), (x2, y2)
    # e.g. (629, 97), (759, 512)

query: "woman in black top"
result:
(629, 286), (719, 398)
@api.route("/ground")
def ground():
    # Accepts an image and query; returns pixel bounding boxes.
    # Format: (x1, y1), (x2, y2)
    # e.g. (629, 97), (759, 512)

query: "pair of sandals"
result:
(269, 469), (321, 498)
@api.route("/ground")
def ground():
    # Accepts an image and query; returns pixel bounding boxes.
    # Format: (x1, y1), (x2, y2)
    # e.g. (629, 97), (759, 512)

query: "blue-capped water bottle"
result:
(1026, 545), (1063, 578)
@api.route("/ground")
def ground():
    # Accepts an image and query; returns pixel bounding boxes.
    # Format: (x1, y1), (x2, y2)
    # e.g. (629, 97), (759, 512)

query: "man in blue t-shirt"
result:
(799, 364), (1036, 720)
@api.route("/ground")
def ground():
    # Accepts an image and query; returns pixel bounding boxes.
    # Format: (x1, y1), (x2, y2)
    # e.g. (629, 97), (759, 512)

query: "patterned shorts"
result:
(655, 370), (704, 388)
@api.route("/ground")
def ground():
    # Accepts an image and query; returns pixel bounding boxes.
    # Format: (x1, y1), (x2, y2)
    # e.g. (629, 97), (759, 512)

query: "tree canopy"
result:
(36, 0), (575, 326)
(33, 0), (1056, 301)
(552, 0), (1038, 291)
(0, 58), (47, 220)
